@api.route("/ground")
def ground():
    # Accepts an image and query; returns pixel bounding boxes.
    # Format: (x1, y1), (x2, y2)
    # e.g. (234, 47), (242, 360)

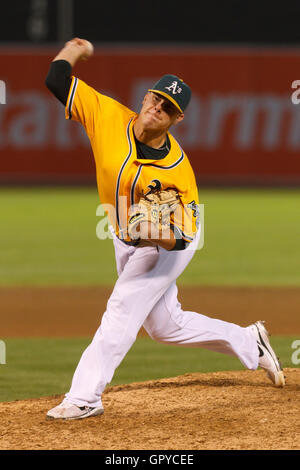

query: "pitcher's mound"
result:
(0, 369), (299, 450)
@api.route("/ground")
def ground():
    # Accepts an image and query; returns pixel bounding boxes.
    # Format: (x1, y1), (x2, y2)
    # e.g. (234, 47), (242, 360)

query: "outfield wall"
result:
(0, 45), (300, 185)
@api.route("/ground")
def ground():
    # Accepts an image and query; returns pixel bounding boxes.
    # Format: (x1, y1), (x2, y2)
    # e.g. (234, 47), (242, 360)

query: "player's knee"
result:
(143, 322), (166, 342)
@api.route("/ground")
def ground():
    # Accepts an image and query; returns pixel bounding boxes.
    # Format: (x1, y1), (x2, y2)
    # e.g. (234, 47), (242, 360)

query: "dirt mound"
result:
(0, 369), (299, 450)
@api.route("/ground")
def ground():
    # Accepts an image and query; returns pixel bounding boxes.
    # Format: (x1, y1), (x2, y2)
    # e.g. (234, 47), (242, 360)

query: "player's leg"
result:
(63, 233), (201, 408)
(143, 281), (259, 370)
(142, 257), (284, 386)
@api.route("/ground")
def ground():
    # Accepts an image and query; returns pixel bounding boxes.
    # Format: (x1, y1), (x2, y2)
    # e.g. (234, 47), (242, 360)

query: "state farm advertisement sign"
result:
(0, 46), (299, 184)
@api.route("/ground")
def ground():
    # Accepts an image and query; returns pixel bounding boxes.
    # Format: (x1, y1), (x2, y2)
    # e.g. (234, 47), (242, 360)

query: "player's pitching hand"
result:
(65, 38), (94, 61)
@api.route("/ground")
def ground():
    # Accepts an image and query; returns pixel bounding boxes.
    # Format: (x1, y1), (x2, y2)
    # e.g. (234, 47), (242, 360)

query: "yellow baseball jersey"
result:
(66, 76), (199, 244)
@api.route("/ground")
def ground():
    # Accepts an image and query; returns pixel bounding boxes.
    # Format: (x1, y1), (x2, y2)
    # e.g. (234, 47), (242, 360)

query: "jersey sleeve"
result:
(65, 76), (99, 137)
(65, 76), (135, 140)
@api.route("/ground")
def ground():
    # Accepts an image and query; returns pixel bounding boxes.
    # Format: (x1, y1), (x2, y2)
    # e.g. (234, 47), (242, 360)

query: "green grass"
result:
(0, 336), (298, 402)
(0, 187), (115, 286)
(0, 188), (298, 403)
(0, 187), (300, 286)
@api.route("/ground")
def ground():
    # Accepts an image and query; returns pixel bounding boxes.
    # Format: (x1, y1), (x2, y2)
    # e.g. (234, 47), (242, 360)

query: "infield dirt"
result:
(1, 285), (300, 336)
(0, 285), (299, 450)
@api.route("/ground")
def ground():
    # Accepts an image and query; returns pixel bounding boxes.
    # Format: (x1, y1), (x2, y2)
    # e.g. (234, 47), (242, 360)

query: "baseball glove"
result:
(128, 188), (180, 241)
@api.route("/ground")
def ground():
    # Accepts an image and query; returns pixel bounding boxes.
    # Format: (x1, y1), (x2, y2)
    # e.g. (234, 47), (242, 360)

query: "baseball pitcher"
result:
(45, 38), (284, 420)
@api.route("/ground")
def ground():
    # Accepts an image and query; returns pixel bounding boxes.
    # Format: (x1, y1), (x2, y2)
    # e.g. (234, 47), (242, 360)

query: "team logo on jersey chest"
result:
(145, 179), (162, 195)
(188, 200), (200, 228)
(187, 200), (199, 217)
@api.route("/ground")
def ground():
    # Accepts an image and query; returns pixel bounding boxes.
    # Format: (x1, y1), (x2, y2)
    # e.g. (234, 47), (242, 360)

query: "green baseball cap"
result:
(148, 74), (191, 113)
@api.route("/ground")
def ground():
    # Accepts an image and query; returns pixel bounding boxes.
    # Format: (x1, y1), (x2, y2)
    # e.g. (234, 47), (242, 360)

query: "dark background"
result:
(1, 0), (300, 45)
(1, 0), (300, 186)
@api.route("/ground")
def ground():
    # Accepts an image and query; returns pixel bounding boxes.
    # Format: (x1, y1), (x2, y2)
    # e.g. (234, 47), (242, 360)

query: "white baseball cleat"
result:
(47, 400), (104, 420)
(248, 320), (285, 387)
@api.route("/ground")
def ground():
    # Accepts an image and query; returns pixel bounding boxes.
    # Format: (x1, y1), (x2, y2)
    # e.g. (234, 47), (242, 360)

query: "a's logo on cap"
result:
(165, 81), (182, 95)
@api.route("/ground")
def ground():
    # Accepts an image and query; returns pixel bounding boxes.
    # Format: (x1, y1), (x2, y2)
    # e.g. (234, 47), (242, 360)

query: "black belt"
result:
(117, 236), (140, 247)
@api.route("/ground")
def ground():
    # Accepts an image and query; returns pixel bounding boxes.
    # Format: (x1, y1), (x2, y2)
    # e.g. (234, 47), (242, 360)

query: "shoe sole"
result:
(47, 408), (104, 420)
(255, 321), (285, 387)
(67, 408), (104, 420)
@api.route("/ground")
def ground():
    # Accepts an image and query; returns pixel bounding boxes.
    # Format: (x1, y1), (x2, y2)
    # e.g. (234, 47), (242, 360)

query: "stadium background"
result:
(0, 0), (299, 450)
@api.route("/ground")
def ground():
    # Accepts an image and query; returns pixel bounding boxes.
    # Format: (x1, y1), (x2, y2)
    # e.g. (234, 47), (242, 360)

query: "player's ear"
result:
(174, 113), (184, 125)
(142, 93), (149, 105)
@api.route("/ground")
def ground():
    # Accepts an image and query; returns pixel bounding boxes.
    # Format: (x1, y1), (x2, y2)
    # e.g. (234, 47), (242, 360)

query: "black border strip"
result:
(130, 165), (143, 206)
(68, 77), (78, 120)
(146, 150), (184, 170)
(115, 118), (134, 232)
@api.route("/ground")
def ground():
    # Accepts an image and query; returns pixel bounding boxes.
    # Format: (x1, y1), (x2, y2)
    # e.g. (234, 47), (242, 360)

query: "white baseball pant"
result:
(65, 226), (259, 408)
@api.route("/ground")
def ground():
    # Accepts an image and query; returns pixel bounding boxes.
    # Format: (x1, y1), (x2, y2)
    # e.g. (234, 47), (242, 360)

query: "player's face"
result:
(139, 92), (184, 131)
